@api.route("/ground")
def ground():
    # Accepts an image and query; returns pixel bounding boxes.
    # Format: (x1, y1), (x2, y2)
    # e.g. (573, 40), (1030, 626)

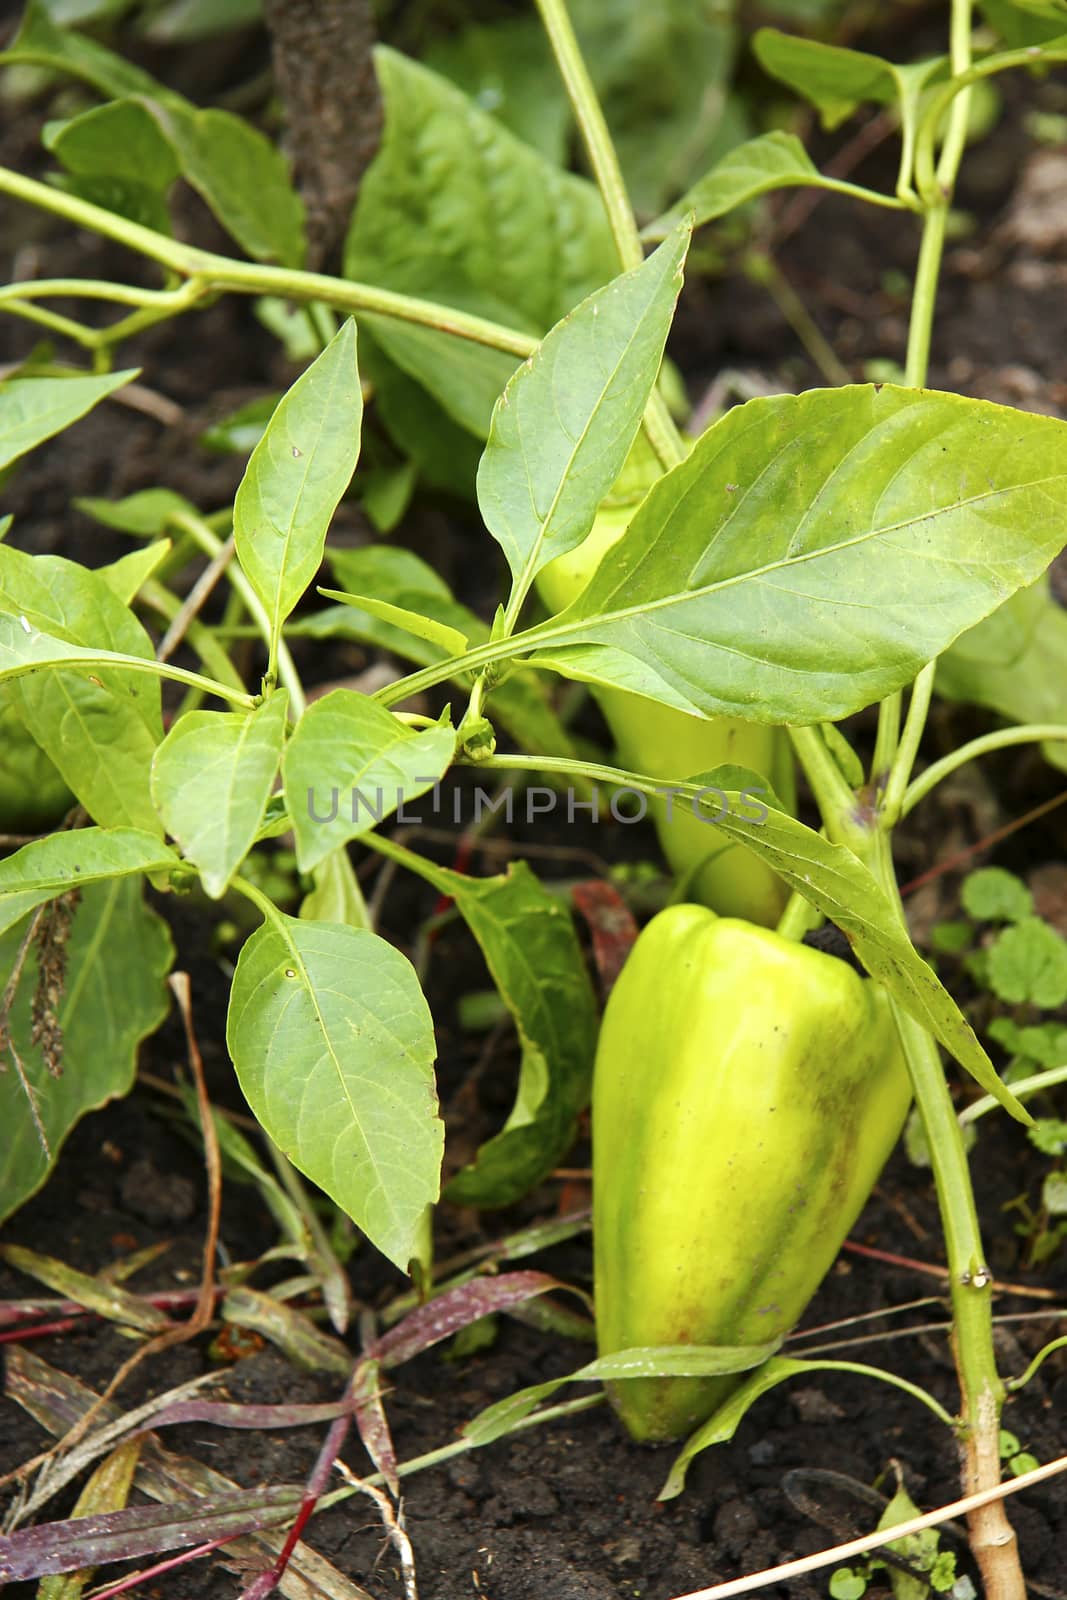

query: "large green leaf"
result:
(343, 47), (616, 435)
(569, 0), (743, 218)
(478, 226), (689, 600)
(226, 916), (442, 1268)
(283, 691), (455, 872)
(362, 318), (519, 442)
(937, 579), (1067, 773)
(234, 321), (362, 644)
(513, 386), (1067, 724)
(0, 371), (137, 473)
(0, 828), (177, 938)
(0, 546), (163, 831)
(0, 878), (173, 1222)
(346, 48), (615, 333)
(151, 692), (289, 897)
(426, 17), (571, 165)
(440, 864), (599, 1207)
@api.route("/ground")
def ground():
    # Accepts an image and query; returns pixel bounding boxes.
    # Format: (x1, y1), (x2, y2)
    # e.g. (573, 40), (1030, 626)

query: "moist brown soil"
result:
(1, 9), (1067, 1598)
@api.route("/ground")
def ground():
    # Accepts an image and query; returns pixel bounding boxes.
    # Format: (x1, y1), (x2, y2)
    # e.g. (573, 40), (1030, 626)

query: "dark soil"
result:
(1, 7), (1067, 1599)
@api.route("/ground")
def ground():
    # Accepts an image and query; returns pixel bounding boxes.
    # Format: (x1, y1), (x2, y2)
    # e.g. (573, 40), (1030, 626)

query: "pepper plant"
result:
(1, 2), (1067, 1597)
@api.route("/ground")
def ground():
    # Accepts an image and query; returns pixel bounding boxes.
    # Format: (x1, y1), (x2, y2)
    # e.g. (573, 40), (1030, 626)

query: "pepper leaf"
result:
(0, 879), (173, 1223)
(282, 691), (456, 873)
(477, 225), (689, 601)
(513, 386), (1067, 726)
(234, 320), (363, 650)
(0, 546), (163, 833)
(0, 828), (178, 938)
(226, 916), (442, 1269)
(438, 863), (599, 1207)
(151, 692), (289, 898)
(0, 370), (138, 472)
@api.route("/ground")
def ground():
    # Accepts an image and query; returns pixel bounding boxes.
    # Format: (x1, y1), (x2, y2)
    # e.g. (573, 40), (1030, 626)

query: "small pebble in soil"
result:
(118, 1156), (197, 1225)
(789, 1387), (845, 1424)
(711, 1498), (760, 1559)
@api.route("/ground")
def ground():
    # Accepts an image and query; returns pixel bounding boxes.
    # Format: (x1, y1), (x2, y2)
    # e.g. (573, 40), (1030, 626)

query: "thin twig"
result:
(668, 1452), (1067, 1600)
(335, 1462), (418, 1600)
(157, 538), (236, 665)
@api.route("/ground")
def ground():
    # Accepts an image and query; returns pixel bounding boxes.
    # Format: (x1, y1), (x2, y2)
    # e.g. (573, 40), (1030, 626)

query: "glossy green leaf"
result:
(0, 827), (177, 938)
(937, 579), (1067, 773)
(44, 98), (179, 190)
(347, 49), (615, 331)
(151, 692), (288, 897)
(317, 588), (469, 657)
(226, 915), (442, 1268)
(283, 691), (455, 872)
(516, 386), (1067, 725)
(234, 320), (362, 643)
(143, 97), (305, 267)
(426, 16), (570, 164)
(344, 47), (615, 434)
(439, 864), (599, 1207)
(0, 547), (163, 832)
(644, 131), (889, 240)
(477, 226), (689, 600)
(0, 878), (173, 1222)
(753, 29), (905, 128)
(0, 370), (137, 473)
(465, 1341), (780, 1448)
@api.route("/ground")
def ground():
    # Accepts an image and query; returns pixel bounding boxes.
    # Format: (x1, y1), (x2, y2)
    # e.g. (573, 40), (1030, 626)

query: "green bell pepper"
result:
(537, 505), (795, 925)
(593, 904), (912, 1443)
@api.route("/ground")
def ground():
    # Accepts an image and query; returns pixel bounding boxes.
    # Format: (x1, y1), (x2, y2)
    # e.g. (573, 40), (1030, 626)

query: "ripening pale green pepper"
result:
(537, 504), (795, 925)
(593, 904), (912, 1443)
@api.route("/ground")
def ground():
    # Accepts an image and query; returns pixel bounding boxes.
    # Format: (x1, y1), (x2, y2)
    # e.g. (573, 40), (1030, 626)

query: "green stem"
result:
(902, 723), (1067, 817)
(531, 0), (685, 472)
(169, 510), (306, 717)
(0, 165), (537, 361)
(533, 0), (640, 274)
(0, 649), (255, 708)
(788, 725), (860, 847)
(903, 201), (949, 388)
(960, 1062), (1067, 1127)
(881, 661), (935, 822)
(139, 578), (247, 692)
